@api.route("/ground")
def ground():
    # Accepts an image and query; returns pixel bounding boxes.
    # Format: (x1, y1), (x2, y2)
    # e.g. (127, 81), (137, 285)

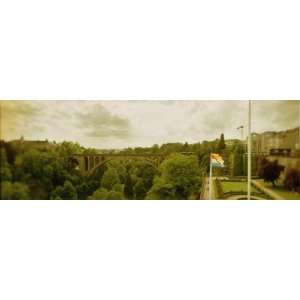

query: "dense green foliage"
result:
(229, 143), (245, 176)
(218, 133), (226, 151)
(0, 148), (12, 182)
(133, 178), (147, 199)
(101, 168), (120, 190)
(124, 172), (134, 199)
(51, 180), (78, 200)
(88, 188), (109, 200)
(2, 132), (299, 199)
(0, 135), (240, 199)
(258, 158), (285, 187)
(283, 168), (300, 191)
(146, 154), (201, 199)
(1, 181), (30, 199)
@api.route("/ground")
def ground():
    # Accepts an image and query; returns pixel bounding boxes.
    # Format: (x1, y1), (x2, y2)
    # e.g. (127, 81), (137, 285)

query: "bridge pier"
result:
(90, 156), (95, 170)
(71, 153), (196, 176)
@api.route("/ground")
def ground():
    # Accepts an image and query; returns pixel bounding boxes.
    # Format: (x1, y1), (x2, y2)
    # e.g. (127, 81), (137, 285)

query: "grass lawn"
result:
(221, 181), (259, 194)
(257, 180), (300, 200)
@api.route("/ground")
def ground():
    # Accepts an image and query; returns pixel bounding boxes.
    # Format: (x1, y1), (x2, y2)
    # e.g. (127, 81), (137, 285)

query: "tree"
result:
(146, 177), (176, 200)
(57, 141), (83, 157)
(106, 190), (124, 200)
(151, 144), (159, 153)
(51, 159), (69, 186)
(62, 180), (77, 199)
(147, 153), (201, 199)
(230, 152), (244, 176)
(112, 183), (124, 193)
(16, 148), (70, 198)
(108, 161), (127, 183)
(182, 142), (189, 152)
(88, 188), (109, 200)
(20, 149), (43, 178)
(218, 133), (226, 151)
(284, 169), (300, 191)
(51, 180), (77, 200)
(124, 172), (134, 199)
(199, 153), (210, 173)
(41, 164), (54, 190)
(133, 178), (147, 199)
(89, 187), (124, 200)
(140, 164), (156, 190)
(133, 161), (156, 190)
(258, 158), (285, 187)
(0, 141), (17, 164)
(50, 186), (63, 199)
(101, 168), (120, 190)
(230, 144), (244, 176)
(0, 165), (12, 182)
(77, 182), (90, 199)
(0, 147), (7, 165)
(0, 181), (30, 199)
(0, 148), (12, 181)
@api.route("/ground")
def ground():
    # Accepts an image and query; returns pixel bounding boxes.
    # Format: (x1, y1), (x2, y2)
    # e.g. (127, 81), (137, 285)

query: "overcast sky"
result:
(1, 100), (299, 149)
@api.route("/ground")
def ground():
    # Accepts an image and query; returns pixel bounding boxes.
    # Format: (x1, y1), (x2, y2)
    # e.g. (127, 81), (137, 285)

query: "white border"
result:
(1, 0), (300, 299)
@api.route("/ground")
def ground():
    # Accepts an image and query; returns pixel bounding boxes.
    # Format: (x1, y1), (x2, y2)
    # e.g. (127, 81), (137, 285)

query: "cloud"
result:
(252, 100), (299, 132)
(155, 101), (248, 143)
(0, 101), (46, 140)
(74, 103), (131, 140)
(0, 101), (42, 120)
(1, 100), (298, 149)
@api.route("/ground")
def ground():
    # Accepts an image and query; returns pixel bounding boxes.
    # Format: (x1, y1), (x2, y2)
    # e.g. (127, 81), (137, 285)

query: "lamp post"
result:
(247, 100), (252, 200)
(237, 125), (245, 152)
(237, 125), (244, 141)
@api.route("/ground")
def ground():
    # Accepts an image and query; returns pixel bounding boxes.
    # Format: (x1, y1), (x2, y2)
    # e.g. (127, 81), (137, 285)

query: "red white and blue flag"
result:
(210, 153), (225, 168)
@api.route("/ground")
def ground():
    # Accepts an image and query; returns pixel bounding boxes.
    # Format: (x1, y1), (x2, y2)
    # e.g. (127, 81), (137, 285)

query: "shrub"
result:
(258, 158), (284, 187)
(284, 169), (300, 191)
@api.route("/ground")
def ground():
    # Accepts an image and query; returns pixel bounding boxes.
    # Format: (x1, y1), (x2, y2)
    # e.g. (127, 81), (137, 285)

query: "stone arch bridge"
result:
(71, 152), (196, 176)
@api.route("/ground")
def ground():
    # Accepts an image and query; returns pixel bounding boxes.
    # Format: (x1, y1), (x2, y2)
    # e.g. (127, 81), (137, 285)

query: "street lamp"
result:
(237, 125), (244, 140)
(247, 100), (252, 200)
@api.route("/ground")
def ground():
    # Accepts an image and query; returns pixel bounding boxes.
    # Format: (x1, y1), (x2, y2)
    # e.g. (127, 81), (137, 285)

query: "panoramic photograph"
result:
(0, 100), (299, 200)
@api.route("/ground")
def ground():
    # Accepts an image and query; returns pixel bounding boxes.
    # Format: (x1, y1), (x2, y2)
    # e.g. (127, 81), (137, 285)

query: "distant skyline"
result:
(0, 100), (299, 149)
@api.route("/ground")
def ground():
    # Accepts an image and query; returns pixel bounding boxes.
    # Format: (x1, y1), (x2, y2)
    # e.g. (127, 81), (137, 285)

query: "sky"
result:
(0, 100), (299, 149)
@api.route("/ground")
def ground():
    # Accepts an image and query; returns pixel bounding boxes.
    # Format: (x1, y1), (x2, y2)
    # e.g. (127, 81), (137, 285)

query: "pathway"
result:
(201, 177), (216, 200)
(251, 180), (282, 200)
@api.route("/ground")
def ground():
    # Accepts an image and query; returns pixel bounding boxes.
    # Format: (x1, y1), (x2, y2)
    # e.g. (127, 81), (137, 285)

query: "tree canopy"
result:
(101, 168), (120, 190)
(258, 158), (284, 186)
(218, 133), (226, 151)
(1, 181), (30, 199)
(0, 136), (241, 200)
(284, 169), (300, 191)
(147, 153), (201, 199)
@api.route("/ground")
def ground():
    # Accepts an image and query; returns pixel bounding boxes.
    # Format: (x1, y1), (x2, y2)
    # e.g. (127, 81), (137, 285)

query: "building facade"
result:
(251, 127), (300, 156)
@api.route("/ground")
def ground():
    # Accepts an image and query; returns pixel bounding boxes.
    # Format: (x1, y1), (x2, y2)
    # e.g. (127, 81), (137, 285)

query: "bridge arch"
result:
(71, 152), (196, 176)
(88, 157), (160, 176)
(71, 154), (166, 176)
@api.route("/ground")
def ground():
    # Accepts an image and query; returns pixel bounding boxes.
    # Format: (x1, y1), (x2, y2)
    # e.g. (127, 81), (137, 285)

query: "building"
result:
(251, 127), (300, 156)
(10, 136), (55, 151)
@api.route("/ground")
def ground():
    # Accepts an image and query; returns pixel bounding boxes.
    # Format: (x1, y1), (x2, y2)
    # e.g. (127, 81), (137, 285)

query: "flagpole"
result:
(247, 100), (252, 200)
(209, 155), (212, 200)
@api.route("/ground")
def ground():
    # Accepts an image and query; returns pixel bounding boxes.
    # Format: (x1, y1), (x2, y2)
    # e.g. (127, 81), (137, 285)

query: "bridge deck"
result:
(72, 153), (166, 157)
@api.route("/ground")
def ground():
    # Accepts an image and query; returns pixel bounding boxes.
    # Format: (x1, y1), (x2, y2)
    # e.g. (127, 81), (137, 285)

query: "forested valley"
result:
(0, 135), (243, 200)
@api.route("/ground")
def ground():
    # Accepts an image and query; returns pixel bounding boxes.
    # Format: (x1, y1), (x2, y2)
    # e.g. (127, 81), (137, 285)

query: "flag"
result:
(210, 153), (225, 168)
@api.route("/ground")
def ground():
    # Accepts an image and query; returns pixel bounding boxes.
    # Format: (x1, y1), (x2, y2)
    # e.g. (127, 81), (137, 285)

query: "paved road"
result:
(252, 180), (282, 200)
